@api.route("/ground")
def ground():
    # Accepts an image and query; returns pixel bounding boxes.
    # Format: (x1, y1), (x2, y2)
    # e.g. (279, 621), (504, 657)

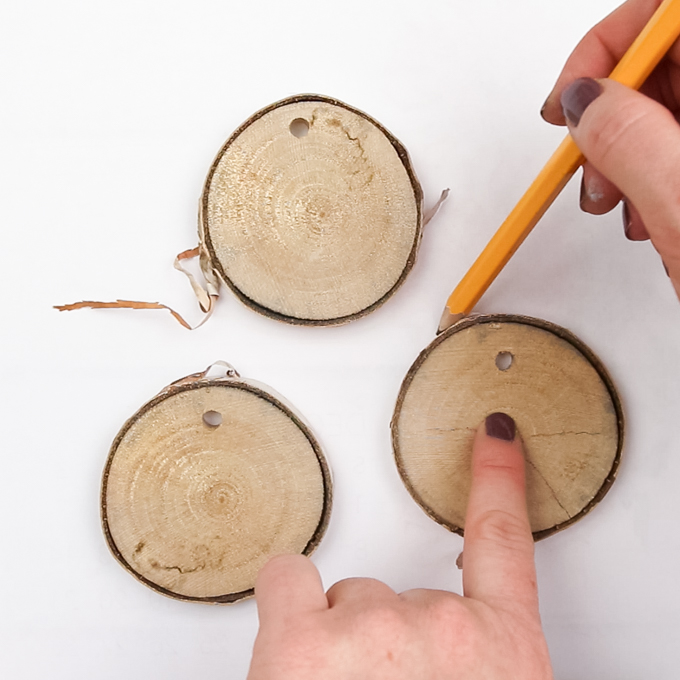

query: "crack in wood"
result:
(529, 431), (602, 438)
(526, 458), (571, 519)
(149, 560), (206, 575)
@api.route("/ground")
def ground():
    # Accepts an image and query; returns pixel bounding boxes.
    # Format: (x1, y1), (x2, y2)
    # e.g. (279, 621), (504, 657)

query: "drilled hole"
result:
(203, 410), (222, 428)
(495, 352), (513, 371)
(289, 118), (310, 138)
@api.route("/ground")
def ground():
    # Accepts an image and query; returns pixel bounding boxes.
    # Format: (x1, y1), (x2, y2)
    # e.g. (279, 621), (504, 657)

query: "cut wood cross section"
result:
(101, 363), (332, 603)
(392, 315), (624, 540)
(200, 94), (425, 325)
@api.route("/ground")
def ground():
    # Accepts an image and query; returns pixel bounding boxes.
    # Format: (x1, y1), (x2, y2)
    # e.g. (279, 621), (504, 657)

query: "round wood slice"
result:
(200, 94), (423, 325)
(102, 371), (332, 603)
(392, 315), (624, 540)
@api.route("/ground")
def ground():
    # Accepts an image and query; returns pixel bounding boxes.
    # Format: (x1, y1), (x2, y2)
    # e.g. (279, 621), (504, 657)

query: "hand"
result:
(541, 0), (680, 299)
(246, 413), (553, 680)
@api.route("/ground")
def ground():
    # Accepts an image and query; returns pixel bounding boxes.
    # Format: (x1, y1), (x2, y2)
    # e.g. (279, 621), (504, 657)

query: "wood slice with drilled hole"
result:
(200, 94), (423, 325)
(102, 374), (331, 603)
(391, 315), (624, 540)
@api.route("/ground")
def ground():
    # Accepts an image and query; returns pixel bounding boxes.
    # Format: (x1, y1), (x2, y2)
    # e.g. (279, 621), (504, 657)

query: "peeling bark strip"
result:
(101, 363), (332, 603)
(391, 315), (624, 541)
(54, 299), (194, 329)
(54, 247), (219, 330)
(56, 95), (442, 328)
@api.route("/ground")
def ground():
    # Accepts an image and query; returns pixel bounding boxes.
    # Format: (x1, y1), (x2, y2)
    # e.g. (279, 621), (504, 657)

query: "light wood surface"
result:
(392, 315), (624, 540)
(102, 371), (332, 603)
(201, 94), (423, 325)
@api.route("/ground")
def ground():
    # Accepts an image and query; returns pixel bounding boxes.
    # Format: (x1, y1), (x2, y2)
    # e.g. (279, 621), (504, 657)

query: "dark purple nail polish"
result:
(561, 78), (603, 127)
(485, 412), (516, 442)
(623, 201), (632, 239)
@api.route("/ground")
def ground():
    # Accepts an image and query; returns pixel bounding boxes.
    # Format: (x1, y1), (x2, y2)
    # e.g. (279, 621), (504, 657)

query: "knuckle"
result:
(270, 622), (332, 671)
(428, 598), (475, 636)
(355, 604), (407, 637)
(585, 103), (636, 160)
(468, 508), (531, 552)
(585, 98), (674, 167)
(326, 576), (385, 601)
(475, 457), (523, 479)
(424, 601), (486, 666)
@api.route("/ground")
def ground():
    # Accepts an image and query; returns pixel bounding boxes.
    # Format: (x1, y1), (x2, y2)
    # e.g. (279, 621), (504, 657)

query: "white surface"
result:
(2, 1), (680, 678)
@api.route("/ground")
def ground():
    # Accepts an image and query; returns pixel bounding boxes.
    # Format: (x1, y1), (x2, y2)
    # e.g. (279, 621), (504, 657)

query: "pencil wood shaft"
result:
(440, 136), (582, 332)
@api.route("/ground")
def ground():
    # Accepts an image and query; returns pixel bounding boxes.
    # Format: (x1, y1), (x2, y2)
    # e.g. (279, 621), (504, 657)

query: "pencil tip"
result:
(437, 308), (464, 334)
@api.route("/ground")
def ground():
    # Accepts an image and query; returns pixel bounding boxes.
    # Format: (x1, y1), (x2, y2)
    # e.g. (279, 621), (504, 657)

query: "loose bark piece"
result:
(392, 315), (624, 540)
(423, 188), (450, 226)
(102, 365), (332, 603)
(54, 248), (218, 330)
(54, 299), (193, 330)
(201, 94), (423, 325)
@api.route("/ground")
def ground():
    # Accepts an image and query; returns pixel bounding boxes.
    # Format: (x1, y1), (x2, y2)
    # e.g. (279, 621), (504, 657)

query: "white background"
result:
(2, 1), (680, 678)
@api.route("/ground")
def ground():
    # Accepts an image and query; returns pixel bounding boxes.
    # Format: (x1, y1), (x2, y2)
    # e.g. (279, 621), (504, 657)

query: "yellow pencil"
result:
(439, 0), (680, 333)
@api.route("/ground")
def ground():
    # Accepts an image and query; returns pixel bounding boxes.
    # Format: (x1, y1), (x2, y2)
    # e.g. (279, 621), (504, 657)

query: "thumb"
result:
(254, 555), (328, 629)
(561, 77), (680, 287)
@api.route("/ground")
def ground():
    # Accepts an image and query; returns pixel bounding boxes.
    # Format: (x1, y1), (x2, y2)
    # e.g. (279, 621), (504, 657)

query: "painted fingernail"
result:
(623, 201), (632, 239)
(540, 98), (549, 121)
(485, 412), (516, 441)
(561, 77), (603, 127)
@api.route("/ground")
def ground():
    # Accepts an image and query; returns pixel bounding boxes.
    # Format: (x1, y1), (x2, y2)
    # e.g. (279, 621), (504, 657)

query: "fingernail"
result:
(561, 77), (603, 127)
(579, 177), (587, 209)
(623, 201), (632, 239)
(663, 260), (670, 277)
(485, 412), (516, 441)
(539, 98), (549, 121)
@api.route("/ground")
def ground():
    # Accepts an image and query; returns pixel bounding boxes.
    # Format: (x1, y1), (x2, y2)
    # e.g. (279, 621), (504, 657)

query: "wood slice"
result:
(102, 370), (332, 603)
(200, 94), (423, 325)
(392, 315), (624, 540)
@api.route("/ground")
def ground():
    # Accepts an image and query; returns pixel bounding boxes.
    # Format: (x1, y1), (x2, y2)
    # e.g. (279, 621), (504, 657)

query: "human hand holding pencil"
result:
(439, 0), (680, 333)
(542, 0), (680, 300)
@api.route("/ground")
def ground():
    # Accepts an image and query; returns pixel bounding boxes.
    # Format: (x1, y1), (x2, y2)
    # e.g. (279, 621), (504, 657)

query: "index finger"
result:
(542, 0), (677, 124)
(462, 413), (538, 617)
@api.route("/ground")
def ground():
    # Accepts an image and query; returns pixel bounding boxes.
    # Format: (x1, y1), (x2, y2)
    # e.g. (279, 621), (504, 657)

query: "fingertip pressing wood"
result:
(392, 315), (624, 540)
(201, 94), (423, 325)
(102, 365), (332, 603)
